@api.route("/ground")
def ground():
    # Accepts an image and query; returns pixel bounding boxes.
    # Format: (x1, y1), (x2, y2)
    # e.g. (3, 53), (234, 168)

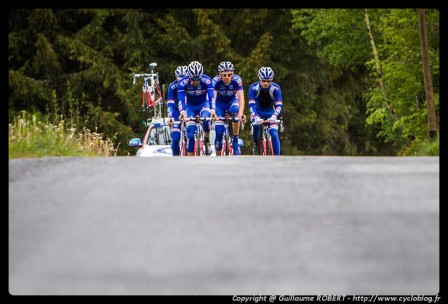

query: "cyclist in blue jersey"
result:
(212, 61), (245, 156)
(178, 61), (214, 156)
(167, 65), (188, 156)
(248, 67), (283, 155)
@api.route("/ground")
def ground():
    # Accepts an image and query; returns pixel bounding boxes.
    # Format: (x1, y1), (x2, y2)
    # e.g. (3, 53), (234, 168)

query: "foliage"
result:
(9, 9), (439, 157)
(400, 136), (439, 156)
(9, 111), (118, 158)
(292, 8), (439, 155)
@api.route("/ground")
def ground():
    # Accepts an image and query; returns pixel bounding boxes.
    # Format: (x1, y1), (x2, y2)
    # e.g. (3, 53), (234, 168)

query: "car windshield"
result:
(148, 125), (171, 145)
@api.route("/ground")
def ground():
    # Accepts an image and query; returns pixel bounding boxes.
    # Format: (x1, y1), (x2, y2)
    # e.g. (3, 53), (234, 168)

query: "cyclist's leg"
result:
(170, 108), (181, 156)
(268, 124), (280, 155)
(200, 105), (212, 155)
(229, 99), (241, 155)
(186, 107), (197, 156)
(214, 122), (225, 156)
(200, 105), (211, 134)
(252, 124), (260, 155)
(214, 103), (226, 156)
(171, 127), (181, 156)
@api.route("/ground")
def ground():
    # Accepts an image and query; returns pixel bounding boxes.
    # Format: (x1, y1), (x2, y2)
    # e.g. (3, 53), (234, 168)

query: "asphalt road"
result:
(9, 156), (439, 295)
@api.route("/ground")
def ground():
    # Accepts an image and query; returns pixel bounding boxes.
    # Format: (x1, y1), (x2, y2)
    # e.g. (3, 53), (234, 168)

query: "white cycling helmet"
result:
(175, 65), (187, 79)
(187, 61), (203, 80)
(218, 61), (234, 72)
(258, 67), (274, 81)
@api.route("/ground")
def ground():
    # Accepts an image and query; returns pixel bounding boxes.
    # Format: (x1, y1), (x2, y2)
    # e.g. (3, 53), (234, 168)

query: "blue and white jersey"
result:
(166, 79), (180, 118)
(177, 75), (214, 112)
(213, 74), (244, 104)
(248, 81), (283, 117)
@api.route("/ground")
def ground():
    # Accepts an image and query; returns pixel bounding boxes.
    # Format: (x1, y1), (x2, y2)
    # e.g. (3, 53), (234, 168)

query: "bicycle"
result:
(133, 63), (172, 145)
(250, 118), (284, 156)
(132, 63), (165, 127)
(168, 119), (187, 156)
(214, 112), (246, 156)
(181, 116), (211, 156)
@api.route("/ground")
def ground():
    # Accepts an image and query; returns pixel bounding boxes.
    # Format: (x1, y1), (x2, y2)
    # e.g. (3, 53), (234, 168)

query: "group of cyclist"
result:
(166, 60), (283, 156)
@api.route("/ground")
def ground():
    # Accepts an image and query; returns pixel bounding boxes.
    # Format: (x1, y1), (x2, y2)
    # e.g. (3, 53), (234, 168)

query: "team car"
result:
(128, 117), (173, 157)
(129, 117), (221, 157)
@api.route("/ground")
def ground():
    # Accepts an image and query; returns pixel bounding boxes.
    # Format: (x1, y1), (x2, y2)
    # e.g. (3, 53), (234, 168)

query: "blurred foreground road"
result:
(9, 156), (439, 295)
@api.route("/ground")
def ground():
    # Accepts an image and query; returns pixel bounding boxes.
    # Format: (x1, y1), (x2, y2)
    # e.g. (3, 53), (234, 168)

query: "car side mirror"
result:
(129, 138), (142, 147)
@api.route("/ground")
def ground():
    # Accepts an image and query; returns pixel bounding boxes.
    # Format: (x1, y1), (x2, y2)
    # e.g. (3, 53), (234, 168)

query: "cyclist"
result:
(167, 65), (188, 156)
(178, 61), (214, 156)
(248, 67), (283, 155)
(212, 61), (245, 156)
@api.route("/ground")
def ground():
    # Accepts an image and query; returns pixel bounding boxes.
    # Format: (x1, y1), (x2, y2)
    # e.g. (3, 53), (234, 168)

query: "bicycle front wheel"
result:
(266, 133), (273, 156)
(261, 134), (267, 156)
(195, 135), (201, 156)
(181, 138), (187, 156)
(224, 135), (230, 156)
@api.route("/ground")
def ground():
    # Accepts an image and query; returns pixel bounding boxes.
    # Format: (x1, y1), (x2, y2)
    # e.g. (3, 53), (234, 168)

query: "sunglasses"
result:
(261, 79), (272, 83)
(190, 77), (201, 81)
(221, 73), (233, 78)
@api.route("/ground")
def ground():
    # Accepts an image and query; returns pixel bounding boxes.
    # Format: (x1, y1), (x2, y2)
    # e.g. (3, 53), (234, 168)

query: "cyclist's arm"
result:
(235, 77), (245, 119)
(247, 84), (259, 120)
(210, 90), (217, 117)
(273, 100), (282, 118)
(178, 88), (186, 114)
(207, 84), (215, 111)
(272, 85), (283, 118)
(248, 98), (258, 120)
(237, 90), (245, 119)
(166, 85), (177, 119)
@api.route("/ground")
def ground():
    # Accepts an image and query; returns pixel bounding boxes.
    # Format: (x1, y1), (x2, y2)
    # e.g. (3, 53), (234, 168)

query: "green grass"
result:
(9, 111), (118, 158)
(400, 136), (439, 156)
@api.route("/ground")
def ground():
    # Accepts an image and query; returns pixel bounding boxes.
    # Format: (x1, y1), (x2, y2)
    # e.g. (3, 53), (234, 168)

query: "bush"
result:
(8, 111), (118, 158)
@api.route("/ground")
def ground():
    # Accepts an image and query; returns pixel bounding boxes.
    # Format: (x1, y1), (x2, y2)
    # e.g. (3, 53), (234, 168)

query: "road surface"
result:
(9, 156), (439, 295)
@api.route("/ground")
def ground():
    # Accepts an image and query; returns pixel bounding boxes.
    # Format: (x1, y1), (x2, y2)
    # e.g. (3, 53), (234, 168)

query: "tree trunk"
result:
(364, 9), (398, 122)
(418, 9), (438, 139)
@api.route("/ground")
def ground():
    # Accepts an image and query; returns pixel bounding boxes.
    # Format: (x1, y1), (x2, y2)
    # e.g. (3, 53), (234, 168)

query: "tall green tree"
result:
(417, 9), (438, 140)
(291, 8), (439, 155)
(11, 9), (436, 156)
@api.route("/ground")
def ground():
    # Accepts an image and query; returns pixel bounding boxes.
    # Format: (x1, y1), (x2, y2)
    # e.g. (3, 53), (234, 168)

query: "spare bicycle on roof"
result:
(128, 63), (173, 156)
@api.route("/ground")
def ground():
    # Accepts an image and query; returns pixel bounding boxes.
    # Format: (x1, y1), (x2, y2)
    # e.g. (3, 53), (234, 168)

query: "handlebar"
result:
(252, 119), (282, 125)
(181, 117), (211, 123)
(133, 73), (156, 78)
(210, 114), (247, 130)
(251, 118), (284, 132)
(215, 116), (235, 121)
(132, 73), (158, 85)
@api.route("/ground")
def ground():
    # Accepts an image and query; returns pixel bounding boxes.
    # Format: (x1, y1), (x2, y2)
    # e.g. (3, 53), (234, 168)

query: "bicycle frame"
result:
(213, 113), (245, 156)
(218, 114), (234, 156)
(251, 119), (283, 156)
(182, 116), (210, 156)
(133, 63), (163, 126)
(176, 121), (188, 156)
(261, 122), (274, 156)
